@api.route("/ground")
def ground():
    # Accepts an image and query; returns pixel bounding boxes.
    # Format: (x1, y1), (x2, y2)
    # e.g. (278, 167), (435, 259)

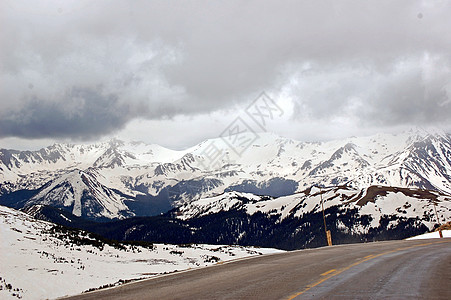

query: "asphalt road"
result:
(64, 239), (451, 300)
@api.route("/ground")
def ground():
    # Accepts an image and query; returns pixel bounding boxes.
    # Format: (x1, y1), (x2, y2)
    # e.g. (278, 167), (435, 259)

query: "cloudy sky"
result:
(1, 0), (450, 150)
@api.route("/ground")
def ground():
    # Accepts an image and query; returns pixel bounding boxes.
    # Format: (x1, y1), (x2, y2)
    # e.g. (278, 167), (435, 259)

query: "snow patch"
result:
(0, 205), (283, 300)
(406, 230), (451, 240)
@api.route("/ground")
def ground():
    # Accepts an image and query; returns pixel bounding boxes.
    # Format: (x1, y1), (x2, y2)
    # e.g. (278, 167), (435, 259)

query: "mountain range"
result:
(1, 129), (450, 222)
(1, 128), (450, 249)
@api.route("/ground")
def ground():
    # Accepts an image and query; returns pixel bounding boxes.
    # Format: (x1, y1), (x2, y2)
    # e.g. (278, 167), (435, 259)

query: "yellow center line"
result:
(287, 240), (450, 300)
(320, 269), (336, 276)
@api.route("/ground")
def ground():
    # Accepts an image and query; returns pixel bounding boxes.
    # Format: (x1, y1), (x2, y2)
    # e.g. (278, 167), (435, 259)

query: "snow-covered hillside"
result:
(176, 186), (451, 231)
(0, 205), (283, 300)
(1, 129), (450, 220)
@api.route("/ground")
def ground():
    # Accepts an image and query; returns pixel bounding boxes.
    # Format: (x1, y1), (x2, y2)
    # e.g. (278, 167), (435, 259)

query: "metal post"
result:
(320, 186), (332, 246)
(433, 201), (443, 238)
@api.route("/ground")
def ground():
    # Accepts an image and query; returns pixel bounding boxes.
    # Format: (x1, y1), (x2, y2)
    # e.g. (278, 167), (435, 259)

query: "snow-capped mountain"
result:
(1, 129), (450, 220)
(28, 170), (134, 219)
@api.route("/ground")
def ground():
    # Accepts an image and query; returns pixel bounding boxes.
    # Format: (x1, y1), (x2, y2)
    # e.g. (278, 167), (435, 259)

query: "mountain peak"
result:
(402, 126), (447, 139)
(28, 169), (133, 219)
(107, 138), (125, 148)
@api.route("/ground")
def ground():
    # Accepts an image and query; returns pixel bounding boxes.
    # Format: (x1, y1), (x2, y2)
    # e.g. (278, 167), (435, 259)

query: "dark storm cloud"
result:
(0, 88), (133, 139)
(0, 0), (450, 141)
(0, 86), (188, 139)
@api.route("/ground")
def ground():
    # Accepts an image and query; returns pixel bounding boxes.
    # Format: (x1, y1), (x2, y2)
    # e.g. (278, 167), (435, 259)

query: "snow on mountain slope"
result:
(170, 129), (451, 197)
(176, 186), (451, 231)
(175, 191), (264, 219)
(0, 139), (186, 174)
(351, 132), (451, 193)
(28, 170), (134, 219)
(0, 138), (206, 198)
(0, 205), (283, 300)
(1, 129), (450, 219)
(0, 139), (187, 193)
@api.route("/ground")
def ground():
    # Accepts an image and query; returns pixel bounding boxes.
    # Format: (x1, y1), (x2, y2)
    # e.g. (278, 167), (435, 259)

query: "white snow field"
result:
(0, 205), (283, 299)
(406, 230), (451, 240)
